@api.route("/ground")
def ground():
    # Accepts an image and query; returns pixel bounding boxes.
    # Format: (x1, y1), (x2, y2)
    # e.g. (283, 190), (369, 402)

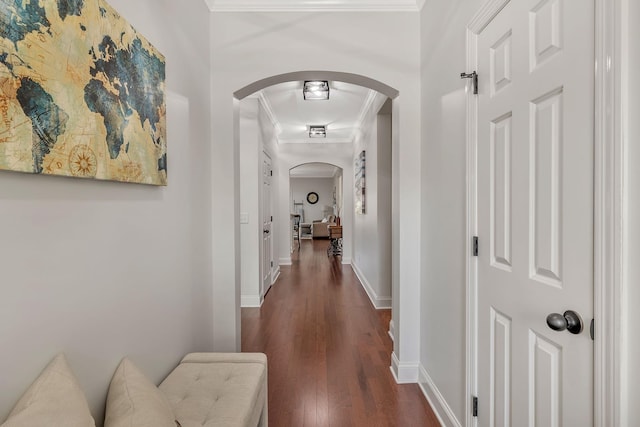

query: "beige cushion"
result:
(160, 353), (267, 427)
(1, 354), (95, 427)
(104, 358), (176, 427)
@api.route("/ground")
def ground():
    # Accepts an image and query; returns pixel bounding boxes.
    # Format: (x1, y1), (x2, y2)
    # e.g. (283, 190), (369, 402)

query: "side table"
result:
(327, 225), (343, 257)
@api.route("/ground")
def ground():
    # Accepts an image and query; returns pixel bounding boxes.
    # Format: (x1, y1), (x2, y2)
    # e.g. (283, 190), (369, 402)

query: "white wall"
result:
(0, 0), (212, 424)
(334, 169), (344, 218)
(353, 95), (392, 309)
(291, 177), (334, 223)
(211, 10), (423, 372)
(377, 104), (393, 309)
(239, 99), (261, 306)
(258, 100), (281, 286)
(419, 0), (484, 424)
(623, 0), (639, 422)
(240, 97), (282, 307)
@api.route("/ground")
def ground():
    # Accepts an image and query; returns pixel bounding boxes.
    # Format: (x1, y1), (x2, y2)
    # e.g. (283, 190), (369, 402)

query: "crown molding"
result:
(278, 138), (353, 144)
(351, 89), (378, 141)
(205, 0), (421, 12)
(351, 89), (387, 141)
(257, 92), (283, 139)
(290, 173), (338, 178)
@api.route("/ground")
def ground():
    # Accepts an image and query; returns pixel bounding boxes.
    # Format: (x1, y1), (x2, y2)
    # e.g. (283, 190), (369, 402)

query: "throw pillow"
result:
(1, 354), (95, 427)
(104, 358), (176, 427)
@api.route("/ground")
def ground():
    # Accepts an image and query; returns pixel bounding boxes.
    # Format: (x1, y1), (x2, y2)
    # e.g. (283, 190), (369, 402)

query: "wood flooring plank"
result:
(242, 240), (440, 427)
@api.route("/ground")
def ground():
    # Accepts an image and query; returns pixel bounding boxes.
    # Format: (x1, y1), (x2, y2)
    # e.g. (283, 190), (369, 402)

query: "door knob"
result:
(546, 310), (583, 334)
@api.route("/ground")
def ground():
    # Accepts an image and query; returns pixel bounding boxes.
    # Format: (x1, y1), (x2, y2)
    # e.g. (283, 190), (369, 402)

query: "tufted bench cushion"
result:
(159, 353), (267, 427)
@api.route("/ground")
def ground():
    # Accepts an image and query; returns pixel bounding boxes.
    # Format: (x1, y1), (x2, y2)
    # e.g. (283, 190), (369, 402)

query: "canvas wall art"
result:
(355, 150), (365, 214)
(0, 0), (167, 185)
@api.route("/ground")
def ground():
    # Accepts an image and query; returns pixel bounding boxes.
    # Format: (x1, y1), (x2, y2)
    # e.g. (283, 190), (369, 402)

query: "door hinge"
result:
(473, 236), (479, 257)
(473, 396), (478, 417)
(590, 318), (595, 340)
(270, 170), (273, 176)
(270, 261), (273, 267)
(460, 71), (478, 95)
(270, 216), (273, 222)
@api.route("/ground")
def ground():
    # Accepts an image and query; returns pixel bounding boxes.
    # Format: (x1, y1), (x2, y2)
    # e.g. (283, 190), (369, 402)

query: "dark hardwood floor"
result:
(242, 239), (440, 427)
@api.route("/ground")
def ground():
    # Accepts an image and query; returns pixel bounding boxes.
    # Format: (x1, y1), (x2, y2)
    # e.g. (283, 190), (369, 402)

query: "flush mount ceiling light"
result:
(309, 125), (326, 138)
(303, 81), (330, 100)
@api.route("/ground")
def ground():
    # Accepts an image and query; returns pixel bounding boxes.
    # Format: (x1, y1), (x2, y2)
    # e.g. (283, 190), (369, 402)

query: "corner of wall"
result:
(391, 351), (419, 384)
(271, 264), (281, 284)
(418, 364), (463, 427)
(241, 295), (262, 308)
(351, 262), (392, 309)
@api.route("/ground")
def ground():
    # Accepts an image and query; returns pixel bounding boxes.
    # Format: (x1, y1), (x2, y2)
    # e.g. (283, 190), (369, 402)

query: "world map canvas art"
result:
(0, 0), (167, 185)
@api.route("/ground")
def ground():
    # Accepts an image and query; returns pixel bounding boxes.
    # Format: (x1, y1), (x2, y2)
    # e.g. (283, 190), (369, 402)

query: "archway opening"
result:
(290, 162), (343, 246)
(235, 71), (401, 378)
(234, 70), (399, 101)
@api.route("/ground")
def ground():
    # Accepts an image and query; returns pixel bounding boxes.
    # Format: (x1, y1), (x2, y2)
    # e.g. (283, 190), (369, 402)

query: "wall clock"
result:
(306, 192), (319, 204)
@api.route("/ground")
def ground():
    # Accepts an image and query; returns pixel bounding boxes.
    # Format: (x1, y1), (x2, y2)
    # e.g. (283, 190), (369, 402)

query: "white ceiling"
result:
(257, 81), (377, 144)
(290, 163), (340, 178)
(204, 0), (424, 12)
(208, 1), (405, 145)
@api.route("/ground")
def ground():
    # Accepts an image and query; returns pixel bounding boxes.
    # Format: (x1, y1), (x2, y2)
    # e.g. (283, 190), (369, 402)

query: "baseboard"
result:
(390, 352), (419, 384)
(271, 266), (281, 284)
(341, 257), (352, 265)
(241, 295), (262, 308)
(279, 257), (292, 266)
(351, 262), (392, 309)
(418, 365), (462, 427)
(388, 319), (395, 342)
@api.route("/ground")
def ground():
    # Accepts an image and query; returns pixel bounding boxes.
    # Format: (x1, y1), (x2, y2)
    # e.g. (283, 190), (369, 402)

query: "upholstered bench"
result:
(160, 353), (268, 427)
(0, 352), (268, 427)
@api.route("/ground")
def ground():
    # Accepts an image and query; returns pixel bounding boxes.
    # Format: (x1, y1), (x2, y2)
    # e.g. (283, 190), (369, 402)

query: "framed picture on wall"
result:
(0, 0), (167, 185)
(355, 150), (366, 214)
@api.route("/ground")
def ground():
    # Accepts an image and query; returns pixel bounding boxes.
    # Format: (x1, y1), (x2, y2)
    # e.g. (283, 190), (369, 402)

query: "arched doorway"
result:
(290, 162), (343, 250)
(216, 70), (420, 385)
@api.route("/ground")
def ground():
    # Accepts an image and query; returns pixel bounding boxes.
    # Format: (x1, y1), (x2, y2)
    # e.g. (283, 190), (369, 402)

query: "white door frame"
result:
(261, 151), (273, 300)
(464, 0), (623, 426)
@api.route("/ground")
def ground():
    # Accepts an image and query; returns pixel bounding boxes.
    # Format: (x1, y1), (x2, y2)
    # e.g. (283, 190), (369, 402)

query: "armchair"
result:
(312, 215), (336, 238)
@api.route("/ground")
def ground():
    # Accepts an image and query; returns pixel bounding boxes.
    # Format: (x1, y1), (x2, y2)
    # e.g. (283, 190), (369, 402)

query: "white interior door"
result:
(476, 0), (594, 425)
(262, 153), (273, 298)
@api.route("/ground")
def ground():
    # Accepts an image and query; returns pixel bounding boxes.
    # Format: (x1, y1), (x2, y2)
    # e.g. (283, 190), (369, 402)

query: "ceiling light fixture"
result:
(303, 81), (330, 100)
(309, 125), (326, 138)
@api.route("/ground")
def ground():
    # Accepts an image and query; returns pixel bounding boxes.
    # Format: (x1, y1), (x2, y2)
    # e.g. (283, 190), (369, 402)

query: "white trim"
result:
(279, 257), (292, 266)
(241, 295), (262, 308)
(593, 0), (624, 425)
(257, 93), (283, 138)
(206, 0), (420, 12)
(271, 265), (281, 285)
(465, 1), (620, 426)
(390, 352), (419, 384)
(351, 90), (382, 142)
(278, 138), (353, 144)
(351, 262), (392, 309)
(467, 0), (510, 33)
(341, 256), (352, 265)
(464, 0), (502, 425)
(418, 365), (463, 427)
(289, 174), (339, 179)
(388, 319), (395, 342)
